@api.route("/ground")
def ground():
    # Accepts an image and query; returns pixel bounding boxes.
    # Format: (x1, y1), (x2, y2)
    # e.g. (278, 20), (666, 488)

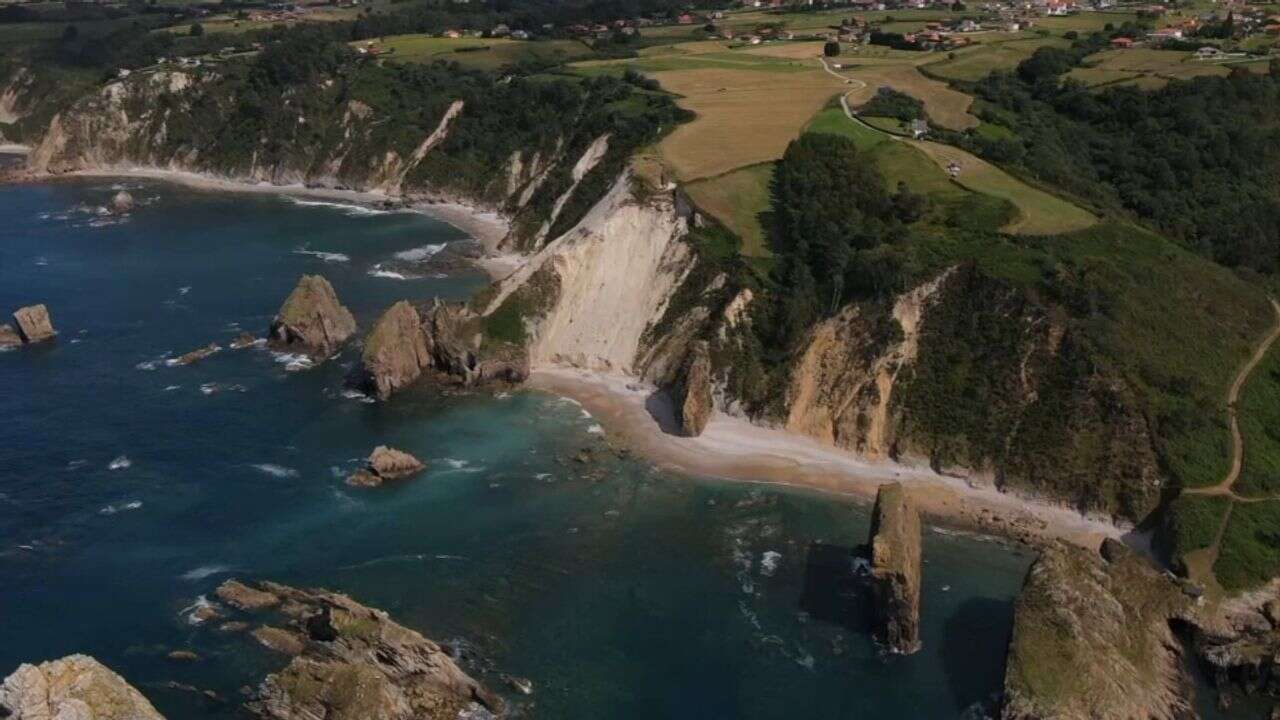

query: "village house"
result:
(1110, 36), (1135, 48)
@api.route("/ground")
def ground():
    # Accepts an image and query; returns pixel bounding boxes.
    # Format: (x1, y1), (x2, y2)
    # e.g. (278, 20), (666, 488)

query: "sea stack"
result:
(868, 482), (922, 654)
(676, 341), (713, 437)
(1000, 540), (1192, 720)
(359, 301), (432, 400)
(267, 275), (356, 361)
(12, 304), (56, 344)
(0, 654), (165, 720)
(347, 446), (426, 487)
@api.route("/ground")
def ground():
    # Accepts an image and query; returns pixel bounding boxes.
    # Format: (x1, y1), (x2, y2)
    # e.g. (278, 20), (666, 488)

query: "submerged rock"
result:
(1001, 539), (1192, 720)
(172, 342), (220, 366)
(347, 446), (425, 487)
(110, 190), (134, 215)
(359, 301), (431, 400)
(0, 324), (20, 348)
(675, 341), (713, 437)
(210, 579), (502, 719)
(867, 482), (921, 655)
(0, 654), (164, 720)
(229, 332), (259, 350)
(12, 304), (55, 344)
(267, 275), (356, 361)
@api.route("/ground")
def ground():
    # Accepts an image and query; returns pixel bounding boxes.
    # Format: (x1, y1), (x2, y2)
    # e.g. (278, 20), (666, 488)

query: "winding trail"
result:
(1186, 298), (1280, 501)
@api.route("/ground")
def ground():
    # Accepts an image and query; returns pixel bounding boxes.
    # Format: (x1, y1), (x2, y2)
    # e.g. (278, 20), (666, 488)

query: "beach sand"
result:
(530, 367), (1128, 550)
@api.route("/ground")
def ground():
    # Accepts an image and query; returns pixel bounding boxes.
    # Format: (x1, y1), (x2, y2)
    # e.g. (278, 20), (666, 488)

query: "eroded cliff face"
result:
(21, 67), (622, 249)
(480, 175), (705, 377)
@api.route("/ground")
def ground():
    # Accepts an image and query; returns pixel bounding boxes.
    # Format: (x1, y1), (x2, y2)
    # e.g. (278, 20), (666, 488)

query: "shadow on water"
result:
(798, 542), (872, 634)
(941, 597), (1015, 712)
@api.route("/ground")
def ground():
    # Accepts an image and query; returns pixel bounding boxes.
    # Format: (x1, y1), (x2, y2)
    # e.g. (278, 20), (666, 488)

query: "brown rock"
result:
(359, 300), (431, 400)
(0, 324), (20, 348)
(231, 580), (502, 720)
(0, 654), (165, 720)
(229, 332), (259, 350)
(267, 275), (356, 361)
(215, 579), (280, 611)
(191, 605), (221, 623)
(346, 446), (425, 487)
(166, 650), (200, 662)
(676, 341), (713, 437)
(868, 482), (921, 654)
(218, 621), (250, 633)
(13, 304), (55, 344)
(172, 343), (220, 366)
(251, 626), (305, 656)
(110, 190), (134, 215)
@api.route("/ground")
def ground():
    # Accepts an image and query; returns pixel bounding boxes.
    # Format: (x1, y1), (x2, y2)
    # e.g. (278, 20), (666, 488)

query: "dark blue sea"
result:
(0, 177), (1043, 718)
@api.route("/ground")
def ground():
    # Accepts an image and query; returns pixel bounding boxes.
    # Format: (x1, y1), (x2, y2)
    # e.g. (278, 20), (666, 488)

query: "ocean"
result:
(0, 177), (1044, 718)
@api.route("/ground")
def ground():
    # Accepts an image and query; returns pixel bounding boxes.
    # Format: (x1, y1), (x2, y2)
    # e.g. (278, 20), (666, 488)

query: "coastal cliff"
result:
(867, 483), (922, 654)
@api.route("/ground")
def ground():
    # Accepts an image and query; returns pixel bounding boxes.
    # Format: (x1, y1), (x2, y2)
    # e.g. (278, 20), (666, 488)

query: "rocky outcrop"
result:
(268, 275), (356, 361)
(110, 190), (133, 215)
(216, 579), (282, 611)
(205, 579), (502, 719)
(1181, 583), (1280, 698)
(0, 654), (164, 720)
(867, 483), (922, 654)
(0, 324), (20, 348)
(675, 341), (713, 437)
(171, 342), (220, 366)
(347, 446), (425, 487)
(358, 301), (431, 400)
(12, 304), (55, 344)
(1001, 539), (1192, 720)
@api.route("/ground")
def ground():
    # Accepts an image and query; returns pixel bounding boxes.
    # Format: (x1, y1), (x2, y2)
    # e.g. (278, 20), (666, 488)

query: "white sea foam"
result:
(586, 424), (604, 435)
(760, 550), (782, 577)
(293, 248), (351, 263)
(367, 265), (412, 281)
(850, 556), (872, 577)
(200, 383), (218, 395)
(534, 473), (551, 481)
(580, 409), (592, 419)
(66, 460), (88, 471)
(271, 352), (314, 372)
(178, 286), (191, 295)
(393, 243), (446, 262)
(180, 565), (232, 581)
(99, 500), (142, 515)
(164, 385), (181, 392)
(436, 458), (483, 474)
(178, 595), (216, 625)
(289, 198), (393, 216)
(251, 463), (299, 478)
(340, 389), (375, 404)
(108, 455), (131, 471)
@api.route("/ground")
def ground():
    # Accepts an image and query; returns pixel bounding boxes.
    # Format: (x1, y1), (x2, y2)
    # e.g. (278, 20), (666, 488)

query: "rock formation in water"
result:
(675, 341), (713, 437)
(267, 275), (356, 361)
(359, 301), (431, 400)
(0, 323), (20, 348)
(110, 190), (133, 215)
(209, 579), (502, 719)
(347, 446), (425, 487)
(0, 654), (164, 720)
(867, 482), (922, 655)
(1180, 582), (1280, 701)
(357, 298), (528, 400)
(172, 342), (220, 366)
(229, 332), (259, 350)
(1001, 539), (1192, 720)
(12, 304), (55, 344)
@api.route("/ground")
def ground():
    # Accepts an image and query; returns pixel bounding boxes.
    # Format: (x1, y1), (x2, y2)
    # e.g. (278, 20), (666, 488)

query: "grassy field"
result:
(1215, 501), (1280, 591)
(684, 163), (775, 257)
(844, 63), (979, 130)
(1236, 340), (1280, 497)
(1064, 48), (1270, 90)
(910, 140), (1096, 235)
(925, 37), (1069, 82)
(375, 35), (597, 70)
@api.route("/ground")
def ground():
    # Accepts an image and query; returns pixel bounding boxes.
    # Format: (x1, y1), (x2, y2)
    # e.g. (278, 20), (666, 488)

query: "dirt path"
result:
(1186, 298), (1280, 500)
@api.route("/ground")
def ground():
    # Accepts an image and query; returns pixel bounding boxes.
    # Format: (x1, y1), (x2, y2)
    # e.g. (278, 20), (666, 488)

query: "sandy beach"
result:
(530, 367), (1128, 549)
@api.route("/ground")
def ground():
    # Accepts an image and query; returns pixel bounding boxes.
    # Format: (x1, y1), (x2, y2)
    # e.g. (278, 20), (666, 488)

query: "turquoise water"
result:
(0, 178), (1037, 718)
